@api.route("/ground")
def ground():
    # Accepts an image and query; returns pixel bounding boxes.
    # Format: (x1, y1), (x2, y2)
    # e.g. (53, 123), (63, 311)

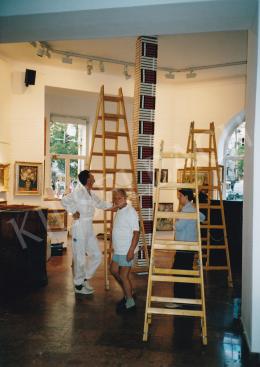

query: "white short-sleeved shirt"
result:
(112, 205), (139, 255)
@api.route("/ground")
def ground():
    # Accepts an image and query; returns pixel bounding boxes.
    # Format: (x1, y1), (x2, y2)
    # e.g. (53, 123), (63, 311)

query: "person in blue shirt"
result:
(166, 188), (205, 308)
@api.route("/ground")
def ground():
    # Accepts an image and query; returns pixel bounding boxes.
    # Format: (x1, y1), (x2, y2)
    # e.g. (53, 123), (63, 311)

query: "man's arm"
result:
(127, 231), (140, 262)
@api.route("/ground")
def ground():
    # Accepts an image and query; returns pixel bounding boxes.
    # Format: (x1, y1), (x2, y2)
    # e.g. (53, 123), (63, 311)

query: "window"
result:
(45, 114), (88, 199)
(224, 122), (245, 201)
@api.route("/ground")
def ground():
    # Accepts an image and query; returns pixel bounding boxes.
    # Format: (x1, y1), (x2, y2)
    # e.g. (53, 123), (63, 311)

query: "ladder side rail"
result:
(211, 124), (233, 286)
(119, 88), (149, 262)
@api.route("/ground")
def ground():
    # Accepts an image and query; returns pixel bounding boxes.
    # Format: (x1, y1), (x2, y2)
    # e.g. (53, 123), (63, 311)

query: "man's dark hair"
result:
(78, 170), (90, 186)
(179, 188), (194, 202)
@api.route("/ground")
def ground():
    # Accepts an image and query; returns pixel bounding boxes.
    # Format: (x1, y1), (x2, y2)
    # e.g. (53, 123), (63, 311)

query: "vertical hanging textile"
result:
(132, 36), (158, 249)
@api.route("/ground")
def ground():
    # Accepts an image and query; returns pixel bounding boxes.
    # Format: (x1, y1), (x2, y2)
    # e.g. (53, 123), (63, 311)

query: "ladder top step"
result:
(159, 182), (196, 189)
(192, 129), (213, 134)
(95, 132), (128, 139)
(103, 95), (122, 102)
(98, 113), (125, 120)
(161, 152), (196, 159)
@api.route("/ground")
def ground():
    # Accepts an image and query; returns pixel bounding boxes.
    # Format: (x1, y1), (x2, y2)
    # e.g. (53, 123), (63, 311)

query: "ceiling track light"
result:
(186, 70), (197, 79)
(123, 64), (131, 80)
(36, 47), (45, 57)
(62, 55), (73, 64)
(87, 60), (93, 75)
(165, 71), (175, 79)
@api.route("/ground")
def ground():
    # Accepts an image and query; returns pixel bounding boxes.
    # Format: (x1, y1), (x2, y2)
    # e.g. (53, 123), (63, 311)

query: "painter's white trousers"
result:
(71, 218), (101, 286)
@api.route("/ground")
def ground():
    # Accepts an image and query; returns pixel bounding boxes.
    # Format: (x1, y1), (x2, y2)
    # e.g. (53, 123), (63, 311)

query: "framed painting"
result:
(47, 209), (67, 232)
(154, 169), (168, 187)
(14, 161), (42, 196)
(0, 164), (10, 192)
(156, 202), (174, 231)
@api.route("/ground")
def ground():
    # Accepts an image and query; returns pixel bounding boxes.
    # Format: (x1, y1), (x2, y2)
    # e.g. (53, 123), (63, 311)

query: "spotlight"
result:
(165, 71), (175, 79)
(62, 55), (73, 64)
(186, 70), (197, 79)
(99, 61), (105, 72)
(87, 60), (93, 75)
(123, 64), (131, 80)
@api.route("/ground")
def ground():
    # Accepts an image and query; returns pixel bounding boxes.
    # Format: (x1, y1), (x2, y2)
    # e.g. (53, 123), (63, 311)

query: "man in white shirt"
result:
(61, 170), (112, 295)
(110, 189), (140, 312)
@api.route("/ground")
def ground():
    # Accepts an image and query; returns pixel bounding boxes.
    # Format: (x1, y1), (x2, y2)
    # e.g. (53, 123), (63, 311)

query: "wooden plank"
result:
(103, 95), (121, 102)
(98, 113), (125, 120)
(151, 296), (202, 305)
(200, 225), (224, 229)
(95, 132), (128, 139)
(92, 150), (130, 156)
(201, 245), (226, 249)
(151, 275), (201, 284)
(147, 307), (203, 317)
(153, 243), (199, 251)
(205, 266), (229, 270)
(153, 267), (199, 276)
(161, 152), (196, 159)
(193, 129), (212, 134)
(159, 182), (196, 189)
(154, 239), (198, 246)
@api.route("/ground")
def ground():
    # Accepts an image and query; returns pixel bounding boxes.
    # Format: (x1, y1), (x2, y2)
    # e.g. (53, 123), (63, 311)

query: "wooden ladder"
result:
(183, 121), (233, 287)
(87, 85), (149, 290)
(143, 141), (207, 345)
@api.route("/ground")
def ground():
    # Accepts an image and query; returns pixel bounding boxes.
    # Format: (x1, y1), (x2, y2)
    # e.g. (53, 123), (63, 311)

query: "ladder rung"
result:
(92, 150), (130, 156)
(201, 245), (226, 249)
(151, 275), (201, 284)
(91, 169), (133, 174)
(204, 266), (229, 270)
(199, 204), (221, 209)
(161, 152), (196, 159)
(193, 129), (212, 134)
(153, 267), (200, 276)
(188, 148), (213, 153)
(150, 296), (202, 305)
(200, 225), (224, 229)
(93, 220), (112, 224)
(147, 307), (203, 317)
(103, 95), (121, 102)
(92, 187), (136, 192)
(154, 243), (199, 252)
(95, 132), (128, 139)
(156, 212), (197, 220)
(98, 113), (125, 120)
(158, 182), (196, 190)
(154, 239), (198, 246)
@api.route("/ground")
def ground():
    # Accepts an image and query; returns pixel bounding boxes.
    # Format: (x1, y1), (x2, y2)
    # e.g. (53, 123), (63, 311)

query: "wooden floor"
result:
(0, 241), (259, 367)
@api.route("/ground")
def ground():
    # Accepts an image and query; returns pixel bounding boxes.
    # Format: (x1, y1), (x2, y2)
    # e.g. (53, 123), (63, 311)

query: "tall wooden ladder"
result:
(143, 141), (207, 345)
(183, 121), (233, 287)
(87, 85), (149, 290)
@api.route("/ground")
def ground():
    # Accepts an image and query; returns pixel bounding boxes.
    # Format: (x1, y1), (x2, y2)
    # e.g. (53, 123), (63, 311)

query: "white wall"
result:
(242, 3), (260, 353)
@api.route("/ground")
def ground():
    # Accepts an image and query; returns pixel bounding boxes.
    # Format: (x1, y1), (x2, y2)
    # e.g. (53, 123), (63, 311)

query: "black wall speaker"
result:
(25, 69), (36, 87)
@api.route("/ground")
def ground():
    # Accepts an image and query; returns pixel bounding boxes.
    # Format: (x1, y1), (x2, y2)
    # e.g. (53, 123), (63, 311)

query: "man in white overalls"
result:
(62, 170), (112, 295)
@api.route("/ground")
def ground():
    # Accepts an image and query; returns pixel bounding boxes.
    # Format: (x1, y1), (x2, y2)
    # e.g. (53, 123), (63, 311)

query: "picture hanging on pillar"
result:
(154, 169), (168, 187)
(14, 161), (43, 196)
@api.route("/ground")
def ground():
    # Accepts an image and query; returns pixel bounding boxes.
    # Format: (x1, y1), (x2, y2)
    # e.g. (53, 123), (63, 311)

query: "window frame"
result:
(44, 114), (89, 198)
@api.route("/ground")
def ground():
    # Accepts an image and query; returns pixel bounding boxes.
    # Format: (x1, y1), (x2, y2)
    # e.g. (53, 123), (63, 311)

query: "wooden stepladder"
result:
(143, 141), (207, 345)
(87, 85), (149, 290)
(183, 122), (233, 287)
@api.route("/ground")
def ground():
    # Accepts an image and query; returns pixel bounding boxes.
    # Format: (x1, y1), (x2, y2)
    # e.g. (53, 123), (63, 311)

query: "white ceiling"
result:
(0, 31), (248, 80)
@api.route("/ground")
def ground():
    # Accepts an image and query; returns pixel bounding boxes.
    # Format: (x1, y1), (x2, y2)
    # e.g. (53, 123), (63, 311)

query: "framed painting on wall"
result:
(47, 209), (67, 232)
(156, 202), (174, 231)
(14, 161), (42, 196)
(0, 164), (10, 192)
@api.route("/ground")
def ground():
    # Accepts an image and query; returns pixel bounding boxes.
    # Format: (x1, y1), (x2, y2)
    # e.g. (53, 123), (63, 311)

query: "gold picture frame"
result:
(14, 161), (42, 196)
(47, 209), (67, 232)
(0, 164), (10, 192)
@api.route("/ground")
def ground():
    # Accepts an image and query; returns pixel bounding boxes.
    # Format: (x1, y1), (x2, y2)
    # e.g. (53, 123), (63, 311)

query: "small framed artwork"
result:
(177, 168), (209, 187)
(0, 164), (10, 192)
(47, 209), (67, 232)
(14, 161), (42, 196)
(156, 202), (174, 231)
(154, 169), (168, 187)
